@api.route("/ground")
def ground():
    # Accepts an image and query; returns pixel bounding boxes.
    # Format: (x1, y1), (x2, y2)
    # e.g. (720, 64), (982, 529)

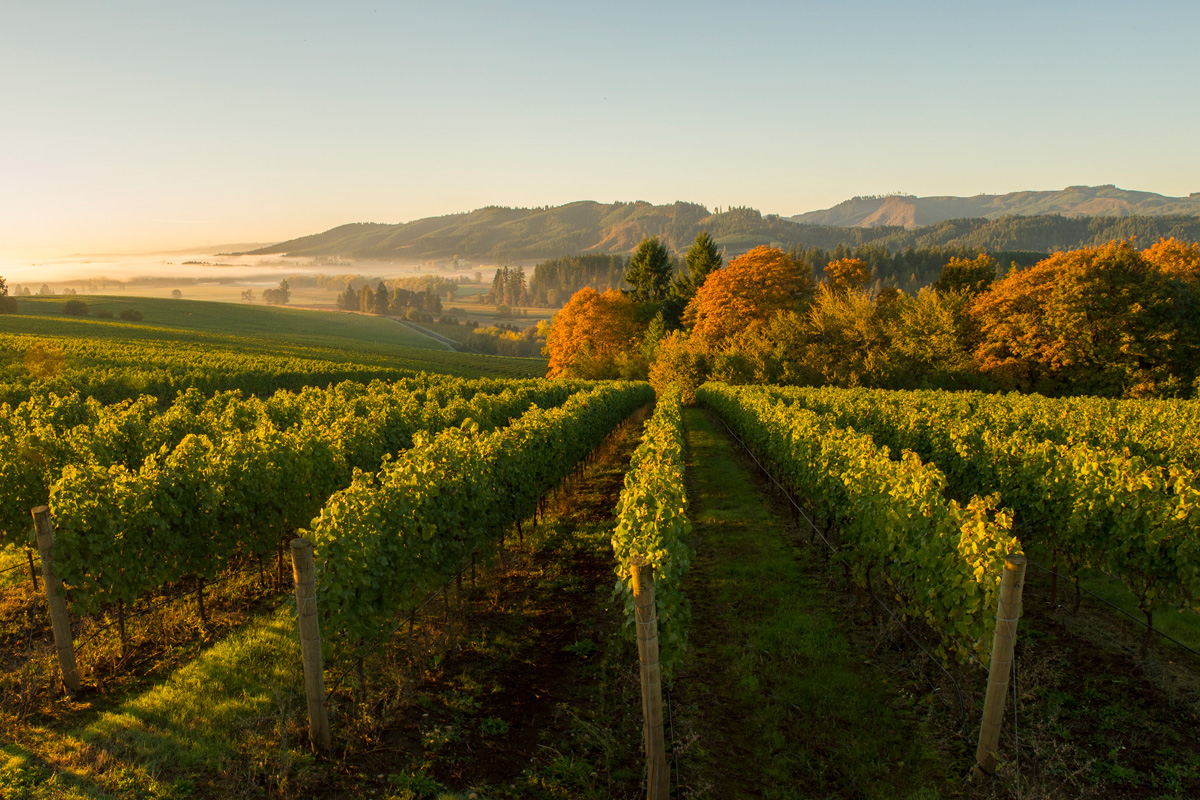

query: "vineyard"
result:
(1, 296), (546, 405)
(2, 319), (1200, 799)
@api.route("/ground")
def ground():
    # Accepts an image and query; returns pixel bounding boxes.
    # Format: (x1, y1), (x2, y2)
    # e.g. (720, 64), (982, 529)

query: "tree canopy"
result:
(932, 253), (996, 296)
(823, 257), (873, 294)
(684, 246), (814, 348)
(546, 288), (641, 378)
(971, 240), (1198, 396)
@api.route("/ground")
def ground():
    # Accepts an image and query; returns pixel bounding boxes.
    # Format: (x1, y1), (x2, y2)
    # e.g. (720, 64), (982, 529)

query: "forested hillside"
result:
(240, 200), (1200, 264)
(793, 185), (1200, 228)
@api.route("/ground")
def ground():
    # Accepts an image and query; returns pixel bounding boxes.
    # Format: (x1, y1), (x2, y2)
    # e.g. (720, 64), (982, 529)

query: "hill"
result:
(240, 202), (717, 262)
(792, 185), (1200, 228)
(240, 198), (1200, 266)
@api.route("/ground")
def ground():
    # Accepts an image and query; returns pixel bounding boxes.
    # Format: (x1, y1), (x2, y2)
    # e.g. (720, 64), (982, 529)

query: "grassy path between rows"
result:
(672, 408), (949, 799)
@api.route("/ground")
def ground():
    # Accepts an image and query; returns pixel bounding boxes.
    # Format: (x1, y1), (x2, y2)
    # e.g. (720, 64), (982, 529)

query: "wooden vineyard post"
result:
(290, 538), (331, 753)
(631, 557), (669, 800)
(32, 507), (80, 693)
(974, 553), (1027, 779)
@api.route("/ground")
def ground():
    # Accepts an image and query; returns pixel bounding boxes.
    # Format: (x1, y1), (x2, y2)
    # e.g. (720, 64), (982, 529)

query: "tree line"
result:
(545, 232), (1200, 399)
(336, 281), (444, 321)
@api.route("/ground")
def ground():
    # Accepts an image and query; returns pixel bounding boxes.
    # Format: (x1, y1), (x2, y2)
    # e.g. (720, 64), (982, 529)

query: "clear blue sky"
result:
(2, 0), (1197, 256)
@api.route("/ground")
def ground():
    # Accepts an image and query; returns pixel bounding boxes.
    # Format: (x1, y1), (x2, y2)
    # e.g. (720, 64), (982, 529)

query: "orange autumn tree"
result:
(970, 239), (1199, 396)
(823, 256), (872, 294)
(546, 287), (641, 378)
(1143, 237), (1200, 291)
(683, 246), (813, 349)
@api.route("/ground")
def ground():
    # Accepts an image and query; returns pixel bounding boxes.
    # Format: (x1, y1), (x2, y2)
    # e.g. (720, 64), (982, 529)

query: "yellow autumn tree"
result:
(545, 288), (641, 378)
(683, 246), (813, 349)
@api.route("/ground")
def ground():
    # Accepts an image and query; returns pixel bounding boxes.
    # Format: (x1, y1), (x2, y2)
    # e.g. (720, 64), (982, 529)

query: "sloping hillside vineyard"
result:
(3, 307), (1200, 797)
(0, 377), (569, 550)
(306, 380), (652, 649)
(47, 378), (590, 612)
(0, 325), (544, 406)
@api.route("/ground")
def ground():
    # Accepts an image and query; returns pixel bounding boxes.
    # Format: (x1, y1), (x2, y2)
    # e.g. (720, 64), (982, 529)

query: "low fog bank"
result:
(0, 251), (496, 310)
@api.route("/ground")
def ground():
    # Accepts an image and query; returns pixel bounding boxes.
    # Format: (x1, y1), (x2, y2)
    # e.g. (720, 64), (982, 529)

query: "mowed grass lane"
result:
(673, 407), (948, 800)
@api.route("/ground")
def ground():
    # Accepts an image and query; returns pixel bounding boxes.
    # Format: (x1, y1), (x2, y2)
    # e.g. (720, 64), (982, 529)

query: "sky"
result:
(2, 0), (1198, 257)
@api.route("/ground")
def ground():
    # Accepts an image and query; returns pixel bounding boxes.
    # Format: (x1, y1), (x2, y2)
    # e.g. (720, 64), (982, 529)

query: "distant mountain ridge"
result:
(239, 190), (1200, 264)
(791, 185), (1200, 228)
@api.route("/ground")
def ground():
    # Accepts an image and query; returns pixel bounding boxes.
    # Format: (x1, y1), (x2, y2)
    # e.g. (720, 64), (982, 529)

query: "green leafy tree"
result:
(884, 288), (980, 388)
(262, 280), (291, 305)
(801, 285), (895, 387)
(374, 281), (390, 315)
(625, 238), (674, 303)
(823, 257), (872, 294)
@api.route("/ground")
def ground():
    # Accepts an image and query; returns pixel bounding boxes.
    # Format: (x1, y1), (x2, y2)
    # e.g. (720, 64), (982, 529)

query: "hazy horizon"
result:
(3, 0), (1198, 260)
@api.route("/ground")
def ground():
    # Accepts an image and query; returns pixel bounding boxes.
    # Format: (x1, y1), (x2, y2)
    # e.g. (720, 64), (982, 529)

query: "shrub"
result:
(119, 309), (143, 322)
(63, 299), (89, 316)
(649, 331), (708, 404)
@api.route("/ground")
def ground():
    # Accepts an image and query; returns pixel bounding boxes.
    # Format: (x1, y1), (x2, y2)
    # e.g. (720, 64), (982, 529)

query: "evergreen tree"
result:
(625, 237), (674, 303)
(336, 285), (359, 311)
(374, 281), (390, 314)
(506, 267), (527, 307)
(684, 230), (722, 290)
(663, 230), (724, 328)
(489, 268), (508, 304)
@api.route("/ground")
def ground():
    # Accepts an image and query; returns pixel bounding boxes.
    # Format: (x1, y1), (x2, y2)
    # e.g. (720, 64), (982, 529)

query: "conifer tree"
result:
(684, 230), (722, 291)
(625, 237), (674, 302)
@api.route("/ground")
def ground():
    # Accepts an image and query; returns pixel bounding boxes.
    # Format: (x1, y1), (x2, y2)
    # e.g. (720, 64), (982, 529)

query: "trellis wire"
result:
(1024, 559), (1200, 659)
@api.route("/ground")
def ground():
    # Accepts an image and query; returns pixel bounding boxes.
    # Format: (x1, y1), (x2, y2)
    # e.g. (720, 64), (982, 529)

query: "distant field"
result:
(0, 295), (549, 402)
(7, 295), (448, 351)
(55, 282), (349, 309)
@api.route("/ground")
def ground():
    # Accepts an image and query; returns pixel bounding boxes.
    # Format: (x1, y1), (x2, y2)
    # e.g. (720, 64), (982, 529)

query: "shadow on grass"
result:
(5, 602), (310, 799)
